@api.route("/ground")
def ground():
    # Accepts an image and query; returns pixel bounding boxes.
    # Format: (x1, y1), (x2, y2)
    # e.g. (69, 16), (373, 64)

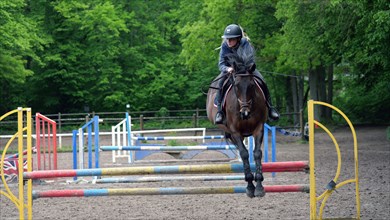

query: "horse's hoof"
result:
(255, 189), (266, 197)
(246, 183), (255, 198)
(255, 185), (266, 197)
(246, 189), (255, 198)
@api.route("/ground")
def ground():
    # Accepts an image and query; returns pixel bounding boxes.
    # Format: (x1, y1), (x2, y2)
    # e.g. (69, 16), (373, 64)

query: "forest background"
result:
(1, 0), (389, 125)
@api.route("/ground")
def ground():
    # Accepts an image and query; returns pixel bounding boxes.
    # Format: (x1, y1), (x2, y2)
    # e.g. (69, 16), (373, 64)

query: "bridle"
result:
(230, 71), (254, 114)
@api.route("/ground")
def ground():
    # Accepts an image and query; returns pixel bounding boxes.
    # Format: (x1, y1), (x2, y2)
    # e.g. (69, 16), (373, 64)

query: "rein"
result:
(208, 72), (231, 90)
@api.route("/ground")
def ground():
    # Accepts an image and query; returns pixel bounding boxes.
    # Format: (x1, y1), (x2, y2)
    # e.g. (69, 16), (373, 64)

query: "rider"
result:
(214, 24), (280, 124)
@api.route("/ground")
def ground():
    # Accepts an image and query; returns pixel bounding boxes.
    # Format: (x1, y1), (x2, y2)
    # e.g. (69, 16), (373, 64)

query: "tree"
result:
(118, 0), (188, 111)
(26, 0), (130, 112)
(1, 0), (387, 125)
(0, 0), (47, 113)
(178, 0), (281, 108)
(332, 0), (390, 123)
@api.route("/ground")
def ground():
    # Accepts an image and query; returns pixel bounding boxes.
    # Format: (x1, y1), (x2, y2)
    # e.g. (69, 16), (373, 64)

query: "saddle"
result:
(213, 77), (265, 110)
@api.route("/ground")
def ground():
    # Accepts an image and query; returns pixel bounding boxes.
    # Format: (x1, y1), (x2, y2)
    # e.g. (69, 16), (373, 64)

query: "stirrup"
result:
(268, 108), (279, 121)
(215, 112), (224, 124)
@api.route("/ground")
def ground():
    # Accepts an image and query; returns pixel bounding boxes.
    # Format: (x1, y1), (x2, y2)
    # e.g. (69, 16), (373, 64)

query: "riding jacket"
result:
(218, 38), (255, 73)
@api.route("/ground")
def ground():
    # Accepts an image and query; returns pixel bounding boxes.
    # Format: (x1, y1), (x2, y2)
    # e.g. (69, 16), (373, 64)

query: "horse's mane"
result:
(225, 45), (255, 73)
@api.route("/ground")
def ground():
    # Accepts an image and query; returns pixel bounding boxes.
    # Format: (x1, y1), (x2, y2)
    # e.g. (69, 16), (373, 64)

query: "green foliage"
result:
(334, 72), (390, 123)
(167, 140), (179, 146)
(0, 0), (47, 113)
(156, 107), (169, 117)
(0, 0), (388, 125)
(330, 0), (390, 123)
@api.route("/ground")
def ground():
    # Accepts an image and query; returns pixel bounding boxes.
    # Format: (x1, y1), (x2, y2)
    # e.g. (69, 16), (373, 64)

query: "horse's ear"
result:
(250, 63), (256, 73)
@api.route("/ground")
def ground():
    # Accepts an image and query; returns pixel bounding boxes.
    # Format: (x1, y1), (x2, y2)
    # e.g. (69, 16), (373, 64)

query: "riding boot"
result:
(214, 94), (224, 124)
(266, 94), (280, 121)
(258, 79), (280, 121)
(215, 74), (227, 124)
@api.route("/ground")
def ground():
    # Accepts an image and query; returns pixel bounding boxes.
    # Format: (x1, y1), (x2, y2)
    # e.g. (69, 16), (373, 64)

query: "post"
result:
(300, 109), (305, 140)
(58, 112), (62, 134)
(94, 116), (100, 169)
(36, 116), (41, 170)
(125, 112), (133, 163)
(308, 100), (316, 219)
(140, 115), (144, 130)
(196, 108), (199, 127)
(126, 104), (130, 114)
(192, 114), (196, 128)
(72, 130), (78, 174)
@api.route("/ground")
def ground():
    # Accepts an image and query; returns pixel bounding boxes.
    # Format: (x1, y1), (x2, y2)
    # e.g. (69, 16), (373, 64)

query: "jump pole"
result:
(100, 145), (236, 151)
(93, 175), (245, 184)
(23, 161), (309, 179)
(32, 185), (310, 199)
(133, 135), (225, 141)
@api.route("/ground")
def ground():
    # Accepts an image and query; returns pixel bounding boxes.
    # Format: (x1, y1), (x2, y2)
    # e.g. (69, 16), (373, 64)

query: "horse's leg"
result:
(253, 132), (265, 197)
(230, 134), (255, 198)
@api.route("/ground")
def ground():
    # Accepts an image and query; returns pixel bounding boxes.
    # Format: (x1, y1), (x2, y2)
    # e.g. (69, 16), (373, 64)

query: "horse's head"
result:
(231, 62), (256, 120)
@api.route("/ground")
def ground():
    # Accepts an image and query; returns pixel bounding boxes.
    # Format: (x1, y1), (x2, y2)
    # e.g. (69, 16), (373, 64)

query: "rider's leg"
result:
(254, 70), (280, 121)
(215, 73), (228, 124)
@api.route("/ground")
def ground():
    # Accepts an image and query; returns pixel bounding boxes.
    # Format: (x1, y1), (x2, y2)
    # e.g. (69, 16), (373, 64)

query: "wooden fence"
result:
(0, 109), (304, 134)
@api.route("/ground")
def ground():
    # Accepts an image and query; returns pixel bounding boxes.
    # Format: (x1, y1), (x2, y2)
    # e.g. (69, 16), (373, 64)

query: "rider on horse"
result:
(214, 24), (280, 124)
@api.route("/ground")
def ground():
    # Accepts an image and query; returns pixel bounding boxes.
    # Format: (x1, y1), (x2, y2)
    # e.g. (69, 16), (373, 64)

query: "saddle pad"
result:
(213, 81), (265, 110)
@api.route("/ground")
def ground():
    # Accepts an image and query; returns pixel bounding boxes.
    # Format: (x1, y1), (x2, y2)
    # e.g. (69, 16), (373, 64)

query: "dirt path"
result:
(1, 126), (389, 219)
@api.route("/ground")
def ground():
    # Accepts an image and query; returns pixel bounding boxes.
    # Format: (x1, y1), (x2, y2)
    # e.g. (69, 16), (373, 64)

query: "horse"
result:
(206, 52), (268, 198)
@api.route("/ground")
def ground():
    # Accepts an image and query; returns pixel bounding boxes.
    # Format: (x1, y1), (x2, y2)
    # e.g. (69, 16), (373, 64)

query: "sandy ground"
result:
(1, 125), (389, 220)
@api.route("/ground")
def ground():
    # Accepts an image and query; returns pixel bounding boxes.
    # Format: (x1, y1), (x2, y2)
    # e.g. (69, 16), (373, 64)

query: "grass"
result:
(57, 146), (74, 153)
(0, 146), (92, 155)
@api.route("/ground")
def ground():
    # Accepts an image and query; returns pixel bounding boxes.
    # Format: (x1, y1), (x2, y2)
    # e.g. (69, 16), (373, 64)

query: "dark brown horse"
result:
(206, 53), (268, 198)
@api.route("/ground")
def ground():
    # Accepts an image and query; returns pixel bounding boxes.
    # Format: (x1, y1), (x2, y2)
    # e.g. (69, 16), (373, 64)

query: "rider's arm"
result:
(218, 42), (231, 73)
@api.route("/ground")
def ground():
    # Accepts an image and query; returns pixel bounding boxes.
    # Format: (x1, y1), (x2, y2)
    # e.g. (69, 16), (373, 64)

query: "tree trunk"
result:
(290, 72), (299, 125)
(271, 76), (282, 110)
(298, 74), (304, 111)
(325, 65), (334, 120)
(286, 77), (293, 122)
(317, 65), (327, 119)
(308, 68), (319, 120)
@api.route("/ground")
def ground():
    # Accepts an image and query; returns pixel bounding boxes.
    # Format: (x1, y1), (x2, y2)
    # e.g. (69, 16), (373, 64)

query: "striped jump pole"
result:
(100, 145), (236, 151)
(132, 135), (225, 141)
(6, 147), (37, 159)
(93, 175), (245, 184)
(32, 184), (310, 199)
(23, 161), (309, 179)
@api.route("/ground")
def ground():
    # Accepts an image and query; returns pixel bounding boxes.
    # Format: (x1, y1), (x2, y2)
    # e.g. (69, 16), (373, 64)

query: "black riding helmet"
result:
(221, 24), (242, 39)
